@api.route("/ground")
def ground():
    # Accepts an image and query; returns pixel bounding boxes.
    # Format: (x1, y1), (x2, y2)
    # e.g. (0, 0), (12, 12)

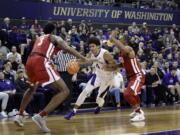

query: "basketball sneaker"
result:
(64, 110), (76, 120)
(1, 111), (8, 117)
(129, 109), (144, 118)
(130, 113), (145, 122)
(14, 115), (24, 127)
(32, 114), (50, 133)
(94, 106), (101, 114)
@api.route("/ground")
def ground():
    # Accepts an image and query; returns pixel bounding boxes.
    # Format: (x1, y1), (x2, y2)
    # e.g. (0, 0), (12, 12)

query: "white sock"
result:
(73, 108), (77, 113)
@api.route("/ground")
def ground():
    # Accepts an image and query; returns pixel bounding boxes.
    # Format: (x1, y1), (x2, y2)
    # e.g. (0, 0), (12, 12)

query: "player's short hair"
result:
(43, 23), (55, 34)
(88, 37), (101, 46)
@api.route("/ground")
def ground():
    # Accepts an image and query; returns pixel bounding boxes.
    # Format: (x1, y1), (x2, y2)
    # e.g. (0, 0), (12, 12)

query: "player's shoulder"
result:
(101, 48), (108, 52)
(49, 34), (62, 40)
(125, 45), (133, 51)
(102, 48), (110, 55)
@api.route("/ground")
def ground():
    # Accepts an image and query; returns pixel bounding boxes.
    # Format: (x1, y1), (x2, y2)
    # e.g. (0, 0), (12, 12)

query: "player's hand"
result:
(110, 30), (118, 42)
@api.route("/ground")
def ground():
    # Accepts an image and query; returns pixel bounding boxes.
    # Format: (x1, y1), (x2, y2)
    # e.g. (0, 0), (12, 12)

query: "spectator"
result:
(0, 71), (9, 117)
(14, 69), (29, 94)
(145, 66), (167, 106)
(1, 17), (12, 33)
(0, 39), (10, 57)
(172, 24), (179, 38)
(128, 22), (139, 34)
(7, 46), (22, 64)
(156, 36), (165, 52)
(3, 63), (15, 83)
(56, 20), (66, 35)
(30, 19), (42, 35)
(140, 22), (149, 34)
(70, 28), (80, 47)
(162, 61), (171, 74)
(0, 70), (16, 114)
(19, 17), (30, 35)
(65, 19), (73, 32)
(163, 67), (180, 102)
(172, 61), (180, 82)
(0, 53), (6, 71)
(8, 26), (19, 48)
(80, 29), (88, 42)
(109, 71), (125, 110)
(0, 17), (12, 48)
(59, 27), (67, 40)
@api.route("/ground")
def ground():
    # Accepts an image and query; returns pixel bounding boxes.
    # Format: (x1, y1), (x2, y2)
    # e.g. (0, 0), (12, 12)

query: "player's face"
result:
(89, 43), (99, 55)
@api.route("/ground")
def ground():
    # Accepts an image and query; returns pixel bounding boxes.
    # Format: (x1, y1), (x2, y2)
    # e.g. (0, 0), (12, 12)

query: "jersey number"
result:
(37, 36), (45, 46)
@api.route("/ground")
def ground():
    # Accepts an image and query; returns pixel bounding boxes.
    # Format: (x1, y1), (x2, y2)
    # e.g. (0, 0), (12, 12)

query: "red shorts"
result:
(26, 56), (60, 87)
(127, 73), (145, 95)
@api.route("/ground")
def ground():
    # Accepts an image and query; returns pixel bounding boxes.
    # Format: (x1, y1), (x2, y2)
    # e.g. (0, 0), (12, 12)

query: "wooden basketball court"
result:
(0, 105), (180, 135)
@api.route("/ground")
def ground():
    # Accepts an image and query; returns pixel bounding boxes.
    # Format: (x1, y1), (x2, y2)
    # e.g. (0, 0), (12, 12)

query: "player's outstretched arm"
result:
(50, 35), (87, 61)
(110, 31), (135, 58)
(103, 52), (119, 71)
(76, 53), (99, 66)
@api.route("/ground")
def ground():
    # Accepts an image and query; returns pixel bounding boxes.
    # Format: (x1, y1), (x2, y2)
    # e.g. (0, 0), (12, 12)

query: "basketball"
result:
(66, 60), (80, 74)
(107, 40), (114, 47)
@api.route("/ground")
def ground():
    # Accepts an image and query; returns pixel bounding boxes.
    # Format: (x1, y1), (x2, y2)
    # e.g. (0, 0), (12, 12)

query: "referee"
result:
(54, 40), (76, 113)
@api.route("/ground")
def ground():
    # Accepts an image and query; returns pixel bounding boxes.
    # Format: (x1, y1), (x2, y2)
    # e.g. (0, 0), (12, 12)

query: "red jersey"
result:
(120, 52), (144, 77)
(31, 34), (59, 59)
(26, 34), (61, 85)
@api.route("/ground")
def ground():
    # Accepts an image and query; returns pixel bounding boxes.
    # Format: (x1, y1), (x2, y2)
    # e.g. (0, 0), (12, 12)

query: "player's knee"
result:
(96, 97), (104, 107)
(62, 88), (70, 97)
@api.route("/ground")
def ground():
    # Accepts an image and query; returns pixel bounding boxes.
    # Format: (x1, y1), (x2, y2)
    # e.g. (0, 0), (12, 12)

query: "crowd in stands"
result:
(0, 16), (179, 117)
(41, 0), (180, 10)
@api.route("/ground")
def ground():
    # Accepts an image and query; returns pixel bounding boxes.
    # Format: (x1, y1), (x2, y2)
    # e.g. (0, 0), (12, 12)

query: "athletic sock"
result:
(19, 109), (24, 116)
(39, 111), (47, 117)
(135, 107), (141, 113)
(73, 108), (77, 113)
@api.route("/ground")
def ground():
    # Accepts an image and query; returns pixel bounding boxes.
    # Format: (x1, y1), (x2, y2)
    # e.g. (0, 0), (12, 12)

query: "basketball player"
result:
(110, 31), (145, 122)
(64, 37), (118, 120)
(14, 23), (90, 133)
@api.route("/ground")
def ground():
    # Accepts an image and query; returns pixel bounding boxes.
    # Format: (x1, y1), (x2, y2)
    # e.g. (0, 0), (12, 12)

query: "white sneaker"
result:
(23, 111), (29, 116)
(129, 111), (136, 118)
(130, 113), (145, 122)
(129, 109), (144, 118)
(14, 115), (24, 127)
(131, 121), (145, 128)
(1, 111), (8, 117)
(8, 109), (18, 117)
(32, 114), (50, 133)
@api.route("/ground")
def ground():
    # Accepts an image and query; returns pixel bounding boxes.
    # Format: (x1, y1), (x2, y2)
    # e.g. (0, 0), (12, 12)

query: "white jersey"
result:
(78, 48), (114, 107)
(90, 48), (113, 79)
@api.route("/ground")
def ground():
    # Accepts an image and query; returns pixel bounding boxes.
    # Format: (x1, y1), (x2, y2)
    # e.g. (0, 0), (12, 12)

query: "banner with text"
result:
(0, 0), (180, 25)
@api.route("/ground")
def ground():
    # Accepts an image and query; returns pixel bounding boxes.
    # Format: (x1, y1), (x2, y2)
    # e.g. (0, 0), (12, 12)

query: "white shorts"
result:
(84, 74), (113, 98)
